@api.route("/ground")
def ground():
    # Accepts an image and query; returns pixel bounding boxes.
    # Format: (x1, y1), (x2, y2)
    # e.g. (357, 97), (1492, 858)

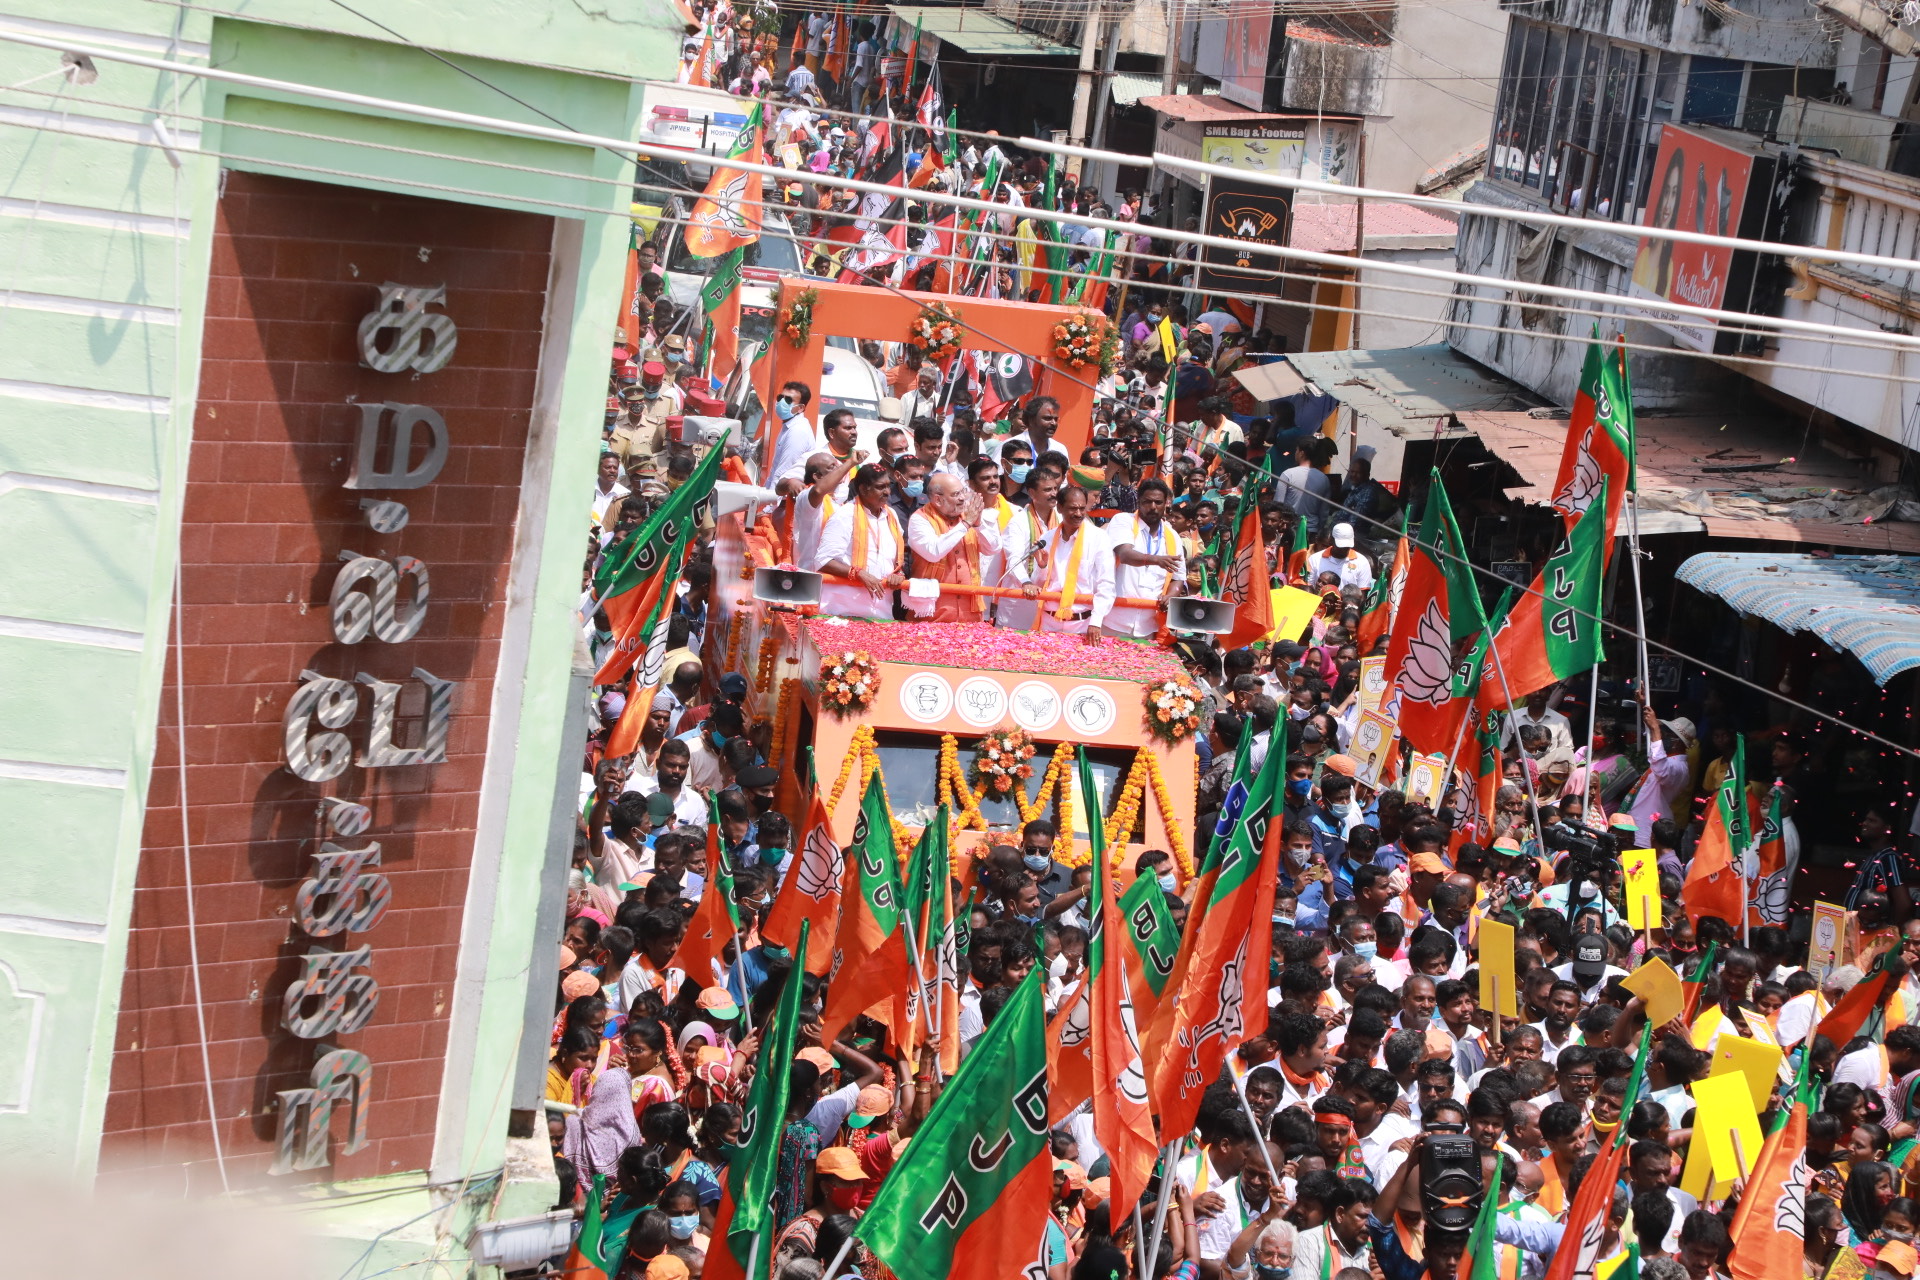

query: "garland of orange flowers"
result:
(768, 677), (799, 787)
(1102, 754), (1152, 857)
(935, 734), (990, 837)
(1143, 751), (1194, 877)
(1018, 746), (1075, 827)
(824, 724), (919, 861)
(754, 631), (779, 697)
(723, 610), (746, 680)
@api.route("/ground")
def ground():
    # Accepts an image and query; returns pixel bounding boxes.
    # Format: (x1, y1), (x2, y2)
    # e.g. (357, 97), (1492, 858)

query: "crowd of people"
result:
(554, 7), (1920, 1280)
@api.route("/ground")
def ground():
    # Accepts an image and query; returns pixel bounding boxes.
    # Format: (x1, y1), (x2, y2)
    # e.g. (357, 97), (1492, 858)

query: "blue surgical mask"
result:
(1008, 463), (1032, 484)
(1330, 801), (1354, 819)
(1353, 941), (1378, 961)
(1023, 854), (1051, 875)
(1158, 873), (1178, 893)
(1287, 778), (1312, 799)
(1272, 914), (1296, 928)
(668, 1214), (699, 1240)
(710, 730), (727, 749)
(775, 398), (798, 421)
(904, 479), (925, 499)
(1254, 1266), (1292, 1280)
(1012, 912), (1042, 927)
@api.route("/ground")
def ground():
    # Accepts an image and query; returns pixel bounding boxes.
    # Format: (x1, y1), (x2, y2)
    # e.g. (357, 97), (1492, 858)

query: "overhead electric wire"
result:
(16, 12), (1907, 763)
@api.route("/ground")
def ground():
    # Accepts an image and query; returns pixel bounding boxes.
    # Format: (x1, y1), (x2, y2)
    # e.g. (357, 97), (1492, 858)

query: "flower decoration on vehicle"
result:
(968, 726), (1037, 798)
(1142, 674), (1206, 744)
(819, 649), (879, 716)
(783, 287), (818, 349)
(1051, 311), (1116, 376)
(909, 302), (965, 362)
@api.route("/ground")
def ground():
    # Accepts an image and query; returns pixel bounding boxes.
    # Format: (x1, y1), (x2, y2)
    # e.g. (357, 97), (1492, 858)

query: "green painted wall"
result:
(0, 0), (677, 1268)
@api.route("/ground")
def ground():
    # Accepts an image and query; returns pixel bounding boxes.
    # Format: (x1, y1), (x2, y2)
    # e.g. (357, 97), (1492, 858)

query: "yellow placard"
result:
(1358, 656), (1388, 710)
(1620, 847), (1662, 929)
(1620, 957), (1684, 1031)
(1479, 918), (1518, 1018)
(1826, 1247), (1870, 1280)
(1267, 584), (1322, 645)
(1678, 1117), (1736, 1200)
(1709, 1035), (1784, 1114)
(1809, 900), (1847, 983)
(1693, 1072), (1766, 1184)
(1405, 751), (1448, 808)
(1350, 709), (1399, 789)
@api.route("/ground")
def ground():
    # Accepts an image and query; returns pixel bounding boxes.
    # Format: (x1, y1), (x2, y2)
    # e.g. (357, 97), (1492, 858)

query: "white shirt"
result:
(1035, 521), (1117, 629)
(1196, 1175), (1270, 1260)
(791, 490), (836, 574)
(1105, 513), (1188, 635)
(1358, 1112), (1417, 1187)
(593, 481), (630, 526)
(1505, 705), (1575, 755)
(1776, 990), (1820, 1048)
(1305, 548), (1374, 592)
(769, 413), (818, 486)
(1528, 1020), (1578, 1065)
(633, 778), (710, 828)
(813, 502), (905, 620)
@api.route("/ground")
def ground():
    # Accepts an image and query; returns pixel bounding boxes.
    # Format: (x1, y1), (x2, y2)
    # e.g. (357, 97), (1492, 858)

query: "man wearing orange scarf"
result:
(1026, 485), (1114, 643)
(813, 463), (906, 620)
(907, 473), (999, 622)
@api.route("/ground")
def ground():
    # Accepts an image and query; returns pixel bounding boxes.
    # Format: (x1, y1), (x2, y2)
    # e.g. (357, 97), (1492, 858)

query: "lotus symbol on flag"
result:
(1754, 868), (1792, 925)
(795, 826), (845, 902)
(1058, 987), (1091, 1048)
(695, 173), (757, 239)
(1776, 1153), (1809, 1237)
(1553, 430), (1604, 516)
(1398, 600), (1456, 707)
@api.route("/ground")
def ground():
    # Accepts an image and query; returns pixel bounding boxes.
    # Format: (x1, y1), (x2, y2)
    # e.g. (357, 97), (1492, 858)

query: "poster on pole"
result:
(1350, 709), (1398, 788)
(1358, 656), (1388, 709)
(1405, 751), (1447, 808)
(1808, 900), (1847, 984)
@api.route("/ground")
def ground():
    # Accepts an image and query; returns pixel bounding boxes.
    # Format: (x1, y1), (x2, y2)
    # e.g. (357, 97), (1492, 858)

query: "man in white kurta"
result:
(1103, 478), (1187, 638)
(811, 464), (905, 621)
(1028, 485), (1114, 639)
(906, 473), (1001, 623)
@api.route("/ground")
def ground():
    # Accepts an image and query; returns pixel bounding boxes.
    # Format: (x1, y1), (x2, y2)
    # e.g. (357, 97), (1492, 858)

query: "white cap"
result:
(1332, 523), (1356, 548)
(1352, 444), (1377, 463)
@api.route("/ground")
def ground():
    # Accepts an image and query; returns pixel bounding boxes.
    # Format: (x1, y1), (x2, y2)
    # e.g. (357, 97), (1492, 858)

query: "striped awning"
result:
(1674, 551), (1920, 684)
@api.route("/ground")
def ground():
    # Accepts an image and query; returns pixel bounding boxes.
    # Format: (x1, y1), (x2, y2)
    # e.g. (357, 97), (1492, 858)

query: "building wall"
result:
(0, 0), (675, 1264)
(1369, 0), (1507, 195)
(100, 170), (551, 1190)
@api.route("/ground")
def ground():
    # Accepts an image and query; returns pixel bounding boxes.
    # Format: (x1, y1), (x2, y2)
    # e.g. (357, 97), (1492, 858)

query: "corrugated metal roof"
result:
(1283, 344), (1539, 437)
(1287, 201), (1459, 253)
(1108, 72), (1164, 106)
(885, 5), (1077, 57)
(1675, 552), (1920, 684)
(1138, 93), (1301, 123)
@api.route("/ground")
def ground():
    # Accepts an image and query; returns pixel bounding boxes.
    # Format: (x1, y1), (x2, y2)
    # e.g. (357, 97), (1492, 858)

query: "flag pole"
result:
(898, 897), (943, 1083)
(1231, 1072), (1282, 1186)
(747, 1227), (765, 1280)
(1484, 637), (1548, 855)
(1144, 1138), (1181, 1270)
(1133, 1203), (1150, 1280)
(1436, 706), (1477, 835)
(822, 1235), (855, 1280)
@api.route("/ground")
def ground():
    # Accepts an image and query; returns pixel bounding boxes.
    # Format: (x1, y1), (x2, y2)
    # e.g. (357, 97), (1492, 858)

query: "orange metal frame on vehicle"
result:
(757, 276), (1097, 466)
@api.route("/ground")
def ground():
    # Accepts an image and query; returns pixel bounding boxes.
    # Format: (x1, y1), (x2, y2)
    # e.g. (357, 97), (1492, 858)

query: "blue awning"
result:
(1675, 552), (1920, 685)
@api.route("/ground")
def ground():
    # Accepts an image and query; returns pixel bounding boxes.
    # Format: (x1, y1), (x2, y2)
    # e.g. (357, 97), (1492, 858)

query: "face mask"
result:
(709, 730), (727, 749)
(1158, 873), (1178, 893)
(1353, 941), (1378, 961)
(643, 385), (662, 401)
(1330, 801), (1354, 819)
(759, 846), (787, 867)
(1008, 464), (1032, 484)
(1255, 1267), (1292, 1280)
(827, 1183), (863, 1212)
(1290, 705), (1312, 720)
(1023, 854), (1051, 875)
(668, 1214), (699, 1240)
(904, 480), (925, 499)
(1012, 912), (1042, 927)
(1287, 778), (1312, 800)
(775, 399), (798, 421)
(1273, 914), (1295, 927)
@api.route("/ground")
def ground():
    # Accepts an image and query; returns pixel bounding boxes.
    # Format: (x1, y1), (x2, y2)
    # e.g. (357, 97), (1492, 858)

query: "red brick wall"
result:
(102, 171), (554, 1188)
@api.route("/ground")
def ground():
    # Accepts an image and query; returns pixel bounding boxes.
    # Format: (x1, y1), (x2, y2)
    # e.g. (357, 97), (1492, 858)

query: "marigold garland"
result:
(909, 302), (964, 362)
(1142, 674), (1206, 744)
(1144, 751), (1194, 878)
(782, 287), (818, 348)
(754, 630), (779, 696)
(768, 677), (799, 786)
(722, 610), (746, 681)
(1050, 311), (1112, 375)
(969, 726), (1037, 799)
(819, 649), (879, 717)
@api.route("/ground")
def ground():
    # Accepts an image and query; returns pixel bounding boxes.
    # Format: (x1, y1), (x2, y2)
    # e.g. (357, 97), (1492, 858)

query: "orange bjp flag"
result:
(669, 796), (741, 986)
(762, 786), (843, 977)
(1728, 1099), (1809, 1280)
(817, 774), (911, 1048)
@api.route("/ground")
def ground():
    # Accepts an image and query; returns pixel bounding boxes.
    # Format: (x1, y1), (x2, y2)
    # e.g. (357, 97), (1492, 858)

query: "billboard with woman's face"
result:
(1629, 124), (1755, 351)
